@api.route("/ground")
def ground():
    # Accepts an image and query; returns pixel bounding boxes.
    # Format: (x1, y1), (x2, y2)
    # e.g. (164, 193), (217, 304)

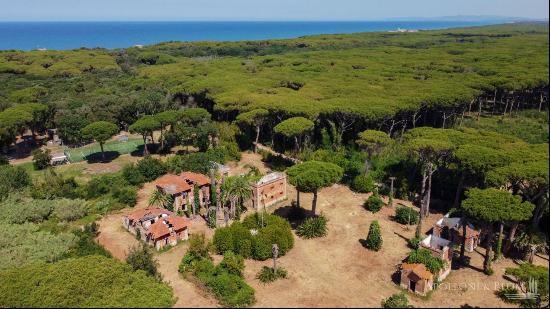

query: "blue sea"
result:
(0, 21), (502, 51)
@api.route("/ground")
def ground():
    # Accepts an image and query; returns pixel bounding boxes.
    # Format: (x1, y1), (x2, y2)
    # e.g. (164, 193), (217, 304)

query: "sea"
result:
(0, 21), (504, 51)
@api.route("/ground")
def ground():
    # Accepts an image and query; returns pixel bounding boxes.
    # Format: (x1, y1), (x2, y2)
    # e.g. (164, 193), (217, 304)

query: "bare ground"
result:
(96, 152), (549, 308)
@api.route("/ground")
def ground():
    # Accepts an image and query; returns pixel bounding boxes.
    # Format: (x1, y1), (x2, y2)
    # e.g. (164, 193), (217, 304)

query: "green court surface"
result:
(64, 138), (144, 162)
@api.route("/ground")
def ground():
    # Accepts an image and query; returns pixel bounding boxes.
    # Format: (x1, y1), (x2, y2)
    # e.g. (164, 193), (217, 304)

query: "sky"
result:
(0, 0), (548, 21)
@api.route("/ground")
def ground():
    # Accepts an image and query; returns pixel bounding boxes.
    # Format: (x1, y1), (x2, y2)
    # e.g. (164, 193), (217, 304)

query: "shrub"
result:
(214, 214), (294, 261)
(85, 175), (118, 199)
(0, 255), (176, 308)
(0, 155), (8, 165)
(0, 222), (77, 269)
(67, 223), (111, 258)
(0, 195), (53, 223)
(126, 243), (161, 279)
(112, 186), (138, 206)
(496, 286), (520, 304)
(219, 251), (245, 277)
(135, 155), (166, 182)
(407, 248), (445, 274)
(179, 235), (256, 308)
(213, 223), (254, 258)
(52, 198), (88, 221)
(394, 206), (419, 225)
(381, 292), (413, 308)
(365, 220), (382, 251)
(30, 169), (79, 200)
(364, 194), (384, 213)
(122, 163), (146, 186)
(32, 148), (52, 170)
(351, 175), (375, 193)
(0, 165), (30, 199)
(408, 237), (421, 250)
(257, 266), (288, 283)
(252, 219), (294, 260)
(296, 216), (328, 239)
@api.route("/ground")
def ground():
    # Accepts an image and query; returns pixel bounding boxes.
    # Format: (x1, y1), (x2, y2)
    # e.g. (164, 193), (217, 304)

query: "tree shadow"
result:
(84, 151), (120, 163)
(273, 204), (309, 229)
(130, 143), (159, 157)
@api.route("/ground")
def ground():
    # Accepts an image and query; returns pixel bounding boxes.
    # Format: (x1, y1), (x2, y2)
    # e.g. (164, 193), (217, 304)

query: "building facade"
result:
(154, 172), (211, 213)
(123, 207), (189, 250)
(251, 172), (287, 210)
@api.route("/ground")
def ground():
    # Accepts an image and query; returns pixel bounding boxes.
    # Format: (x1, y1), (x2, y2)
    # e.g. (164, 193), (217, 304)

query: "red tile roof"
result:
(402, 263), (433, 281)
(126, 207), (172, 222)
(155, 172), (210, 195)
(166, 216), (188, 231)
(180, 172), (210, 187)
(148, 220), (170, 239)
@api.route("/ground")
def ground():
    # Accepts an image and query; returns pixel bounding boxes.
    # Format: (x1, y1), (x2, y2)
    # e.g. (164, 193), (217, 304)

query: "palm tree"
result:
(148, 188), (174, 211)
(221, 175), (253, 223)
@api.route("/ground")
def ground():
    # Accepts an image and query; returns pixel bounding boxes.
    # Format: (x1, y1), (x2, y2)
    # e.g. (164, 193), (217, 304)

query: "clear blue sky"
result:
(1, 0), (548, 21)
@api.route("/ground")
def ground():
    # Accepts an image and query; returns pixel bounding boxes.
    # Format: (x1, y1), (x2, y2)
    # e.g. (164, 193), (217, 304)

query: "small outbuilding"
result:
(400, 263), (434, 296)
(251, 172), (287, 210)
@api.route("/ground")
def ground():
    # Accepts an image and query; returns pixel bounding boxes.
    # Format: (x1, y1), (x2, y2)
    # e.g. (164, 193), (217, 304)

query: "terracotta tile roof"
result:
(155, 174), (193, 194)
(155, 172), (210, 195)
(126, 207), (172, 222)
(148, 220), (171, 239)
(180, 172), (210, 187)
(166, 216), (188, 231)
(402, 263), (433, 281)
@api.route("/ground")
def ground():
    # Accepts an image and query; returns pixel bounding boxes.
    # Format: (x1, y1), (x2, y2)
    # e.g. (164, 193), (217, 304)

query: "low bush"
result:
(364, 194), (384, 213)
(112, 186), (138, 207)
(296, 216), (328, 239)
(0, 165), (30, 199)
(121, 163), (146, 186)
(32, 148), (52, 170)
(0, 195), (52, 223)
(351, 175), (375, 193)
(0, 222), (77, 269)
(66, 223), (111, 258)
(135, 155), (167, 182)
(219, 251), (245, 277)
(126, 243), (161, 279)
(365, 220), (382, 251)
(408, 237), (421, 250)
(257, 266), (288, 283)
(179, 235), (255, 307)
(214, 214), (294, 261)
(496, 286), (520, 304)
(52, 198), (88, 221)
(381, 292), (413, 308)
(394, 206), (419, 225)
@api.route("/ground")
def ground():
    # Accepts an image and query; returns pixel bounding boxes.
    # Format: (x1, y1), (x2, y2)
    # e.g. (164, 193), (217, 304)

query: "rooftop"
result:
(402, 263), (434, 281)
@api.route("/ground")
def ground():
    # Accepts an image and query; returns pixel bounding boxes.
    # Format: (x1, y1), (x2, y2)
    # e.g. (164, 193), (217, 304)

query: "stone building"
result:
(433, 213), (480, 252)
(154, 172), (211, 212)
(251, 172), (287, 210)
(122, 207), (189, 250)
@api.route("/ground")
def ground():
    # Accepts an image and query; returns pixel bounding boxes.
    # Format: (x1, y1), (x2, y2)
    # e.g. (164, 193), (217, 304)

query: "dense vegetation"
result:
(0, 255), (175, 308)
(179, 234), (256, 307)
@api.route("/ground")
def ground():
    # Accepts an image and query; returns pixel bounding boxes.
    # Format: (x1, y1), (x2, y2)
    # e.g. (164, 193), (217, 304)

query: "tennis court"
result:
(64, 138), (144, 162)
